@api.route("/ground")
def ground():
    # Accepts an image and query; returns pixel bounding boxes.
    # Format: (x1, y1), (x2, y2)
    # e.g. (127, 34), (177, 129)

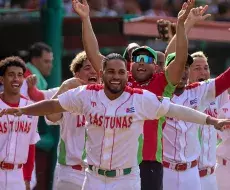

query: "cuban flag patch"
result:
(126, 107), (135, 113)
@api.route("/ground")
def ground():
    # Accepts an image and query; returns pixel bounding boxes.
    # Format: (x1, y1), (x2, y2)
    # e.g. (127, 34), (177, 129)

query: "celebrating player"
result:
(0, 57), (40, 190)
(27, 51), (98, 190)
(74, 0), (194, 189)
(1, 54), (230, 190)
(216, 101), (230, 190)
(189, 52), (228, 190)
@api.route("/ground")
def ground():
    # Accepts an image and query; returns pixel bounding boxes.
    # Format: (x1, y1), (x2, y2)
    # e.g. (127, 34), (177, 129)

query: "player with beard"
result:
(73, 0), (194, 189)
(1, 53), (230, 190)
(188, 51), (229, 190)
(25, 51), (98, 190)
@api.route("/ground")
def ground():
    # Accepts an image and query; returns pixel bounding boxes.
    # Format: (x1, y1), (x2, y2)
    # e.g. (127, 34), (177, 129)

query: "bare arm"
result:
(165, 1), (190, 85)
(166, 4), (210, 55)
(46, 78), (85, 123)
(72, 0), (104, 72)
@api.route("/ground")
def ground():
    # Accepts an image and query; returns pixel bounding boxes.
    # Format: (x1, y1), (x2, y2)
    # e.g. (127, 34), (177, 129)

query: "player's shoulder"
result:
(86, 84), (104, 91)
(185, 82), (201, 90)
(124, 86), (144, 95)
(20, 95), (34, 105)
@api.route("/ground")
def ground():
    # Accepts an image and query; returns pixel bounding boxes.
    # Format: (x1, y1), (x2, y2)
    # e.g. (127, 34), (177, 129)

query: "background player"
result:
(0, 56), (40, 190)
(216, 101), (230, 190)
(1, 53), (230, 190)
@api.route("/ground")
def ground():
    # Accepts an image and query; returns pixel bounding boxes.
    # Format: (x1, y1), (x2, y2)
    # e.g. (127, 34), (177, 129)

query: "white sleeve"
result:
(58, 85), (87, 114)
(20, 81), (29, 99)
(30, 116), (40, 144)
(198, 79), (216, 109)
(217, 103), (230, 139)
(42, 87), (59, 100)
(135, 90), (171, 120)
(217, 91), (229, 110)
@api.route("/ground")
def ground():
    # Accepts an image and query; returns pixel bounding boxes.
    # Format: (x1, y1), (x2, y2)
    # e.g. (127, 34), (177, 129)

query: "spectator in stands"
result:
(87, 0), (117, 17)
(123, 0), (142, 15)
(144, 0), (171, 17)
(216, 1), (230, 22)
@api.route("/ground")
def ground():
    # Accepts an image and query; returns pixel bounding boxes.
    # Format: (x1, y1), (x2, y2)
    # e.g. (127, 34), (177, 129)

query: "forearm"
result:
(166, 103), (208, 125)
(21, 100), (65, 116)
(82, 17), (103, 72)
(166, 22), (188, 85)
(23, 144), (35, 181)
(215, 67), (230, 97)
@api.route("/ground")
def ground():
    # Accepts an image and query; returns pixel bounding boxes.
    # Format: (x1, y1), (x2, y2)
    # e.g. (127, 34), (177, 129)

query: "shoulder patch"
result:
(86, 84), (104, 91)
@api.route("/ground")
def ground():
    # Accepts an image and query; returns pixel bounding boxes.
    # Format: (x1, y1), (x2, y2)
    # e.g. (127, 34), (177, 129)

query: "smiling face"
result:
(131, 50), (156, 83)
(0, 66), (24, 95)
(74, 59), (98, 84)
(102, 59), (128, 96)
(189, 56), (210, 83)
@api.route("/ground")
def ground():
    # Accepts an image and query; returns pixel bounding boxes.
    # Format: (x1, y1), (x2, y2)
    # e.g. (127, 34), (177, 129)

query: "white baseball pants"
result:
(216, 163), (230, 190)
(53, 164), (85, 190)
(163, 166), (201, 190)
(82, 166), (140, 190)
(200, 173), (218, 190)
(0, 168), (25, 190)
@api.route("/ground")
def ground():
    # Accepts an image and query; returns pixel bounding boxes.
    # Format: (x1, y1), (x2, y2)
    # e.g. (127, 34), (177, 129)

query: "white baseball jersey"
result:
(163, 80), (216, 163)
(20, 80), (29, 99)
(58, 84), (171, 170)
(0, 96), (40, 164)
(44, 88), (86, 166)
(216, 101), (230, 160)
(198, 91), (229, 169)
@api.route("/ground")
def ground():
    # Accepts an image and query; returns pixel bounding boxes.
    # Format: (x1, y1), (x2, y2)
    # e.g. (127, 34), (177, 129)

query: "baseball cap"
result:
(132, 46), (158, 62)
(165, 52), (193, 67)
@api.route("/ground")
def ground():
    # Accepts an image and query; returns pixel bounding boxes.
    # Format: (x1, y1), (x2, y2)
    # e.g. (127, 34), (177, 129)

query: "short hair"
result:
(29, 42), (52, 61)
(69, 51), (87, 75)
(191, 51), (208, 62)
(0, 56), (26, 76)
(102, 53), (127, 70)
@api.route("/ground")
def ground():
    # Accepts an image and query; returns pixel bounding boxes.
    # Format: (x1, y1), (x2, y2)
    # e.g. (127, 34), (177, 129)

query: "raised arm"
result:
(164, 1), (191, 85)
(165, 3), (210, 55)
(72, 0), (104, 72)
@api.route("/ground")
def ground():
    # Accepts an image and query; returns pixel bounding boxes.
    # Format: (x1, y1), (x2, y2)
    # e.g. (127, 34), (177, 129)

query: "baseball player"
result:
(28, 51), (98, 190)
(188, 52), (229, 190)
(0, 56), (40, 190)
(216, 101), (230, 190)
(1, 53), (230, 190)
(75, 1), (193, 189)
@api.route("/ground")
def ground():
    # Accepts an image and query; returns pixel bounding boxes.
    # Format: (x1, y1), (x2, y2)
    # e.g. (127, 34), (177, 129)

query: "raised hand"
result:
(178, 0), (195, 23)
(186, 5), (211, 24)
(72, 0), (90, 19)
(0, 108), (23, 117)
(26, 74), (37, 89)
(61, 77), (86, 90)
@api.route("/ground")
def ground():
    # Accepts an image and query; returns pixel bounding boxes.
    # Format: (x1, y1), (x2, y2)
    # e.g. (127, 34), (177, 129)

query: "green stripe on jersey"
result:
(137, 134), (143, 164)
(58, 138), (66, 165)
(82, 130), (87, 160)
(156, 71), (176, 163)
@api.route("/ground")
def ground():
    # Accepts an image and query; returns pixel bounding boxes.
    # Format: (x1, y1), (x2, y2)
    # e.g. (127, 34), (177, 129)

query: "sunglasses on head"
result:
(132, 55), (154, 64)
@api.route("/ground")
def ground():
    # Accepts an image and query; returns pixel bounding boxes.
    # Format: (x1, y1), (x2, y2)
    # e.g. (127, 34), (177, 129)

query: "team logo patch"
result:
(126, 107), (135, 113)
(190, 98), (197, 105)
(27, 115), (32, 118)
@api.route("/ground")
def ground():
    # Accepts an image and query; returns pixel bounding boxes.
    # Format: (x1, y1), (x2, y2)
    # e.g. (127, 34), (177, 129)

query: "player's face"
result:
(33, 50), (53, 77)
(156, 52), (165, 73)
(0, 66), (24, 95)
(75, 59), (98, 84)
(177, 65), (190, 89)
(102, 59), (128, 96)
(131, 51), (156, 83)
(188, 57), (210, 83)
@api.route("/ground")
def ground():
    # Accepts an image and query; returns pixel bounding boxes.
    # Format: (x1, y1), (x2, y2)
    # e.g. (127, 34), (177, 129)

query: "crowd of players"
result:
(0, 0), (230, 190)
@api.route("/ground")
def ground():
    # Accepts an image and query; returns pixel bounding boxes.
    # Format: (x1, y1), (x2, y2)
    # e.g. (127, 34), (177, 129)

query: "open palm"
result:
(178, 0), (195, 22)
(187, 5), (211, 23)
(72, 0), (89, 18)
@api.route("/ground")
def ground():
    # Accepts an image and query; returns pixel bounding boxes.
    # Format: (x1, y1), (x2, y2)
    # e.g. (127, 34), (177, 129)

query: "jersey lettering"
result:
(89, 114), (133, 129)
(76, 115), (86, 128)
(0, 121), (32, 134)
